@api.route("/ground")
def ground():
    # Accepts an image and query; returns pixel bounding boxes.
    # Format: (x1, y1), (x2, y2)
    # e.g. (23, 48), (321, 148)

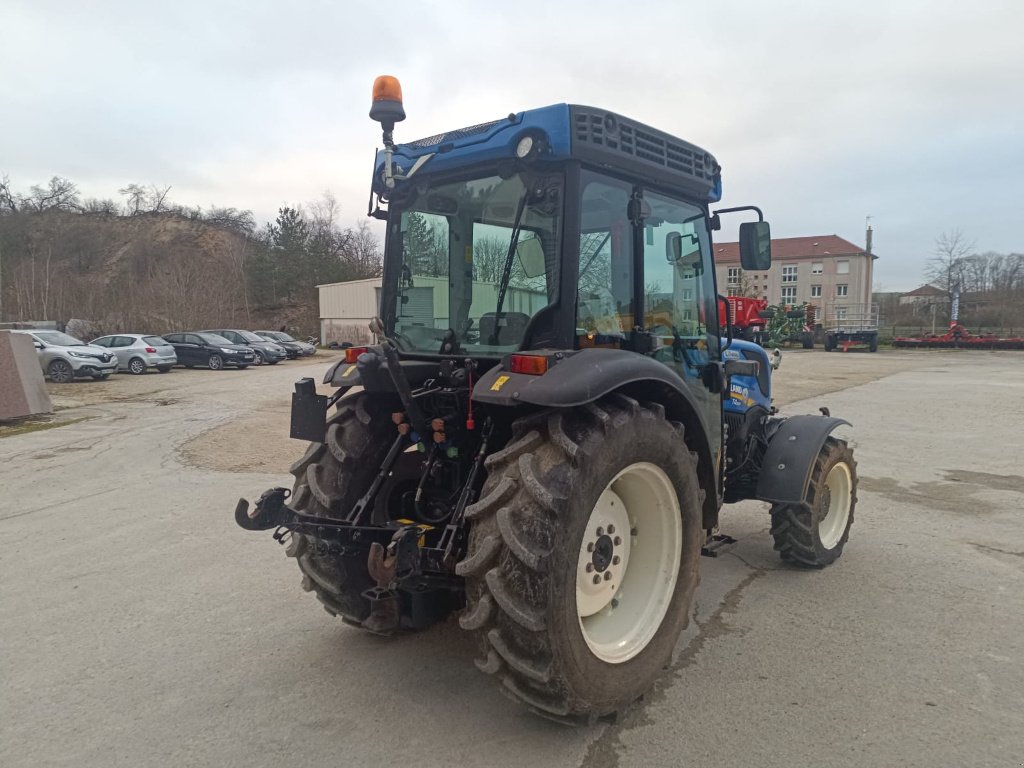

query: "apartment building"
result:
(713, 234), (876, 314)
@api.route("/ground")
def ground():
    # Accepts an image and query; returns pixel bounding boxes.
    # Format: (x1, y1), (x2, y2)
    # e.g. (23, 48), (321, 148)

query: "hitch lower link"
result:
(235, 487), (429, 634)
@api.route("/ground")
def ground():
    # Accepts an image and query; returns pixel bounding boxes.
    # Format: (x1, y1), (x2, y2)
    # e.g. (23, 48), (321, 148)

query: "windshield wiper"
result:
(489, 184), (532, 346)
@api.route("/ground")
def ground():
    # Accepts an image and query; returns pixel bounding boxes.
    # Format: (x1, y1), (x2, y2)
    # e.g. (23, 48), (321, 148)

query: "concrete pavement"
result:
(1, 353), (1021, 767)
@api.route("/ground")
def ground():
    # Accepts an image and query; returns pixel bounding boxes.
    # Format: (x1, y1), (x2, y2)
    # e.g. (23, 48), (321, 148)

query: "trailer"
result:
(822, 303), (879, 352)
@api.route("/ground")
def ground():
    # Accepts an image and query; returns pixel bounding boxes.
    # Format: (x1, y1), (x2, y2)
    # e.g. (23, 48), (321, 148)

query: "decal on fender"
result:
(490, 375), (511, 391)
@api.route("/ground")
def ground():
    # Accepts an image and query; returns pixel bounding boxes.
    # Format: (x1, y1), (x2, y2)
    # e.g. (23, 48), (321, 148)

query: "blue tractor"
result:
(236, 76), (858, 723)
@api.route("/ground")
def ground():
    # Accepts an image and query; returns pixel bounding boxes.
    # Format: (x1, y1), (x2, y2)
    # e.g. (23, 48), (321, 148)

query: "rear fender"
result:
(473, 348), (721, 528)
(755, 415), (851, 504)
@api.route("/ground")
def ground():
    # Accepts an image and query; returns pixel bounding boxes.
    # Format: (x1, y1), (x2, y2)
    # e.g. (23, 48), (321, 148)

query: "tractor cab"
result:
(359, 77), (774, 484)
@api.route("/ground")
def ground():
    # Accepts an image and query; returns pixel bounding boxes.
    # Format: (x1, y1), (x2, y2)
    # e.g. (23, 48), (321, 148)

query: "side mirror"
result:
(665, 231), (701, 267)
(516, 236), (546, 278)
(33, 341), (43, 349)
(739, 221), (771, 271)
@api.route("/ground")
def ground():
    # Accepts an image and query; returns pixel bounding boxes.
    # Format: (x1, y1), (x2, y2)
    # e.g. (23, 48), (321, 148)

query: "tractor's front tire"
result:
(457, 395), (703, 723)
(770, 437), (856, 567)
(286, 392), (399, 625)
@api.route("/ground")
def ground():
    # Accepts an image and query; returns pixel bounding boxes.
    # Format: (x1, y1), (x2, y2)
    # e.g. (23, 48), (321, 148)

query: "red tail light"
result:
(145, 347), (157, 353)
(344, 346), (368, 363)
(508, 354), (549, 375)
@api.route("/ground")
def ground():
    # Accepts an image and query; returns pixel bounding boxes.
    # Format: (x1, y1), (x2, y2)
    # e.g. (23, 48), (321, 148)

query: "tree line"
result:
(0, 175), (382, 335)
(921, 230), (1024, 327)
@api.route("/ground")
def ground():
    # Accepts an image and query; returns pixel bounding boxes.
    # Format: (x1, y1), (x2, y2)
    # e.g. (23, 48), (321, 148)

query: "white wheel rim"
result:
(819, 462), (852, 549)
(576, 462), (683, 664)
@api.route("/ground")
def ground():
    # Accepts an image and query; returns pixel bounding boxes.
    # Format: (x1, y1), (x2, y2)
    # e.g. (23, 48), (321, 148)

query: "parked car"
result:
(13, 329), (119, 383)
(203, 329), (287, 366)
(253, 330), (316, 358)
(90, 334), (177, 374)
(162, 332), (255, 370)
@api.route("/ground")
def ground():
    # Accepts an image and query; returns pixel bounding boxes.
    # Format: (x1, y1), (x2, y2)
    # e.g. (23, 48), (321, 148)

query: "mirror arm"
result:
(712, 205), (764, 222)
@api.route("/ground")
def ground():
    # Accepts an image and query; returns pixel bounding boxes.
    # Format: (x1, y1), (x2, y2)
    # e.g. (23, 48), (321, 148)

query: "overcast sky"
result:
(3, 0), (1022, 291)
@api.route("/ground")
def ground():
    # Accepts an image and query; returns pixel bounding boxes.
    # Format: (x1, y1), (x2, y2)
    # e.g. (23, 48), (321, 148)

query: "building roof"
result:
(901, 284), (945, 297)
(714, 234), (866, 264)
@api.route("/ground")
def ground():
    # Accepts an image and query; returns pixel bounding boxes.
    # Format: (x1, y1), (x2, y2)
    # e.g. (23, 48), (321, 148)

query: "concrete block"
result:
(0, 331), (53, 419)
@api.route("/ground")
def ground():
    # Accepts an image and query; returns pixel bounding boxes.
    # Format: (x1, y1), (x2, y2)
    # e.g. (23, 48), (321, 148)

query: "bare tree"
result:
(28, 177), (81, 212)
(119, 184), (147, 215)
(0, 174), (19, 213)
(926, 229), (974, 320)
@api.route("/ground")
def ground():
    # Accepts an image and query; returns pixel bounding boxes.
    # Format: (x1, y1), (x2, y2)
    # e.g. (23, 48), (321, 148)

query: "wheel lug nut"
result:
(630, 527), (638, 536)
(586, 542), (595, 553)
(613, 536), (622, 546)
(596, 527), (604, 537)
(592, 574), (601, 585)
(603, 572), (612, 581)
(612, 555), (620, 565)
(611, 598), (619, 609)
(607, 524), (615, 534)
(585, 563), (594, 572)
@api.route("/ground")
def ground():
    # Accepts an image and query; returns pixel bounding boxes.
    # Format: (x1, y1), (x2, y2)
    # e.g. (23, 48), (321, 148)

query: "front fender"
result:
(756, 415), (851, 504)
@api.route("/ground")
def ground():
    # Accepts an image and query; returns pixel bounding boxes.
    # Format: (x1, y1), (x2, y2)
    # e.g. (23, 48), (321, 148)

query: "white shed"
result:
(317, 278), (383, 345)
(317, 276), (548, 345)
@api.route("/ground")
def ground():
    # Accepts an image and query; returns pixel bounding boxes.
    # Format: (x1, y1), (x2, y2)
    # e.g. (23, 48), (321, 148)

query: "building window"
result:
(811, 285), (822, 298)
(811, 262), (823, 275)
(782, 265), (798, 283)
(837, 260), (850, 275)
(781, 286), (797, 302)
(836, 307), (848, 320)
(727, 267), (740, 283)
(836, 284), (849, 297)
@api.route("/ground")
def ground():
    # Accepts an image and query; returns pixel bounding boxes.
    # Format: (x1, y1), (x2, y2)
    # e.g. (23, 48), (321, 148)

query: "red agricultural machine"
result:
(893, 322), (1024, 349)
(893, 287), (1024, 349)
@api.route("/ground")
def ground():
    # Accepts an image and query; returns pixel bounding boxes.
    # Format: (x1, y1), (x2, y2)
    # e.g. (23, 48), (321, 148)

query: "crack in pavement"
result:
(579, 568), (766, 768)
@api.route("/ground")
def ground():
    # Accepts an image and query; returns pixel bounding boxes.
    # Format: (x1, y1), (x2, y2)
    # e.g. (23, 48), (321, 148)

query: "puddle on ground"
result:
(942, 470), (1024, 494)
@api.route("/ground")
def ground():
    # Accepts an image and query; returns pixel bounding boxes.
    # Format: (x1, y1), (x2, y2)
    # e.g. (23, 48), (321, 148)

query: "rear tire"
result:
(286, 392), (418, 627)
(868, 334), (878, 353)
(458, 395), (703, 722)
(128, 357), (146, 375)
(770, 437), (856, 568)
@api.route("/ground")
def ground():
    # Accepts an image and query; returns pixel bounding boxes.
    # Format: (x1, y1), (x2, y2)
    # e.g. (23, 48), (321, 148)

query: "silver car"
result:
(90, 334), (178, 374)
(14, 329), (119, 383)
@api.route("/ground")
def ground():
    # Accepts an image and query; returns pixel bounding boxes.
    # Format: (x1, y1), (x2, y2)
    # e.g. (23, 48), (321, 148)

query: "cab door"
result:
(638, 190), (722, 462)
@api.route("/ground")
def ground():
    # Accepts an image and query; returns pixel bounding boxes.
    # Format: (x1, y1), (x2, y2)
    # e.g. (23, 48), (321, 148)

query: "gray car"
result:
(90, 334), (178, 374)
(14, 329), (119, 383)
(203, 329), (287, 365)
(253, 331), (317, 358)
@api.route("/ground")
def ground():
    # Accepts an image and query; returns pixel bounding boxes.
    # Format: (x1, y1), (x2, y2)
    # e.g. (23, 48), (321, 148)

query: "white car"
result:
(13, 330), (119, 383)
(90, 334), (178, 374)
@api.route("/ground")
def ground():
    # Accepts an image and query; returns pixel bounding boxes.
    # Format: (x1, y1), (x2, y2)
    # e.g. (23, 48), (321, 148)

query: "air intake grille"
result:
(573, 109), (716, 181)
(406, 118), (505, 149)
